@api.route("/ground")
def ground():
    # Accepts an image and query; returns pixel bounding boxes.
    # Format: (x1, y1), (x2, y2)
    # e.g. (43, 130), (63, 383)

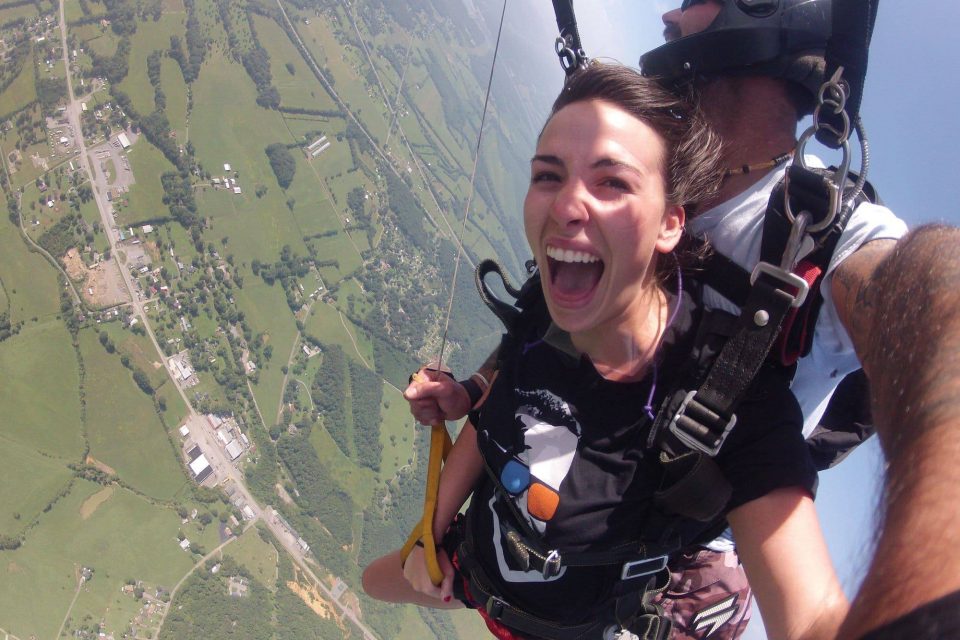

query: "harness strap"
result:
(652, 274), (797, 462)
(459, 539), (672, 640)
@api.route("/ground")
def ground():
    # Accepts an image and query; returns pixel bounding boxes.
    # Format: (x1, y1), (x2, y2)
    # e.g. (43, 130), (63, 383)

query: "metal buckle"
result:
(750, 262), (810, 308)
(668, 390), (737, 457)
(542, 549), (562, 579)
(620, 555), (669, 581)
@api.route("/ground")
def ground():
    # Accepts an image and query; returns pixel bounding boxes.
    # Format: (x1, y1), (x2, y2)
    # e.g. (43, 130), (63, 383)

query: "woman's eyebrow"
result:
(592, 157), (644, 176)
(531, 154), (563, 166)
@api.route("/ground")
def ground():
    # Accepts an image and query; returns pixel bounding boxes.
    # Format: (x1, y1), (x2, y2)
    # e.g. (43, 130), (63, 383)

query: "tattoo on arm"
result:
(854, 226), (960, 447)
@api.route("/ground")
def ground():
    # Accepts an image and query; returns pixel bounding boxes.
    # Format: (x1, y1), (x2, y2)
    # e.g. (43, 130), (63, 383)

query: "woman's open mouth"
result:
(545, 245), (605, 306)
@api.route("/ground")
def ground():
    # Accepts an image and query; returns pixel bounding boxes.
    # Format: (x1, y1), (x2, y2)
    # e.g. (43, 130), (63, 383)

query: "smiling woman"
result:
(362, 62), (846, 640)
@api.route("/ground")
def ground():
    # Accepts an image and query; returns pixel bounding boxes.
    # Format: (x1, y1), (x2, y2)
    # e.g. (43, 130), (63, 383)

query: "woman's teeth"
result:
(546, 246), (599, 264)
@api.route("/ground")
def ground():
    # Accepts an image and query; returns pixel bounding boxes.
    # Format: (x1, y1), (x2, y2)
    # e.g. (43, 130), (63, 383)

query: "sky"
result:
(495, 1), (960, 637)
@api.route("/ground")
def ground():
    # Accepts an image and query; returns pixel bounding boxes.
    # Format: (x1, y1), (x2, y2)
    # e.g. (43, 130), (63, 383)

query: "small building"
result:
(178, 425), (190, 437)
(223, 163), (231, 172)
(225, 440), (244, 461)
(142, 224), (153, 234)
(232, 186), (241, 195)
(189, 454), (211, 478)
(241, 505), (255, 520)
(179, 538), (191, 551)
(117, 132), (131, 149)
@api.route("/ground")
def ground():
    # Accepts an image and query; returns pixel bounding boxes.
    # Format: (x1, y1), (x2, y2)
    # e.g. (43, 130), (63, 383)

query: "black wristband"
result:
(458, 378), (483, 408)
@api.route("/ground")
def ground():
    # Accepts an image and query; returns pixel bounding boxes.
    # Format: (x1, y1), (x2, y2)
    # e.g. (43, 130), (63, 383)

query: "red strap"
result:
(776, 259), (823, 366)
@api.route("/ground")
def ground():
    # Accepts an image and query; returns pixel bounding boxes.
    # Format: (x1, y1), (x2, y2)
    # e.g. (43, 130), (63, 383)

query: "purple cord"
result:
(644, 264), (683, 420)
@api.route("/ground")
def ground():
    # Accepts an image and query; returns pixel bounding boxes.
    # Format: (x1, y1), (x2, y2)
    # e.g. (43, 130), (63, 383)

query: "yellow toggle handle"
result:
(400, 372), (454, 586)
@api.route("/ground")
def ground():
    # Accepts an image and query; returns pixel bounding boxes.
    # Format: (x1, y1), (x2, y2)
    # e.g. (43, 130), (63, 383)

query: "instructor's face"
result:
(662, 0), (723, 41)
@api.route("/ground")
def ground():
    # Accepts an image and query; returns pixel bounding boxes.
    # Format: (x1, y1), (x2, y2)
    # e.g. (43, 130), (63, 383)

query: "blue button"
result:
(501, 460), (530, 495)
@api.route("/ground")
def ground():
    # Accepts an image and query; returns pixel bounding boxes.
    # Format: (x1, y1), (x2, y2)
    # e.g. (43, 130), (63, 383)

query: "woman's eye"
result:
(531, 171), (561, 184)
(600, 177), (630, 191)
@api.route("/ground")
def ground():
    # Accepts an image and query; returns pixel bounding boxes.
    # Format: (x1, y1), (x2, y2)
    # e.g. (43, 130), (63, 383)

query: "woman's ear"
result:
(656, 204), (685, 254)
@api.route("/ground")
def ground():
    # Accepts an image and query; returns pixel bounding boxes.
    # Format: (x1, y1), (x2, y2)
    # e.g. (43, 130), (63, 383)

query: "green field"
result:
(0, 54), (36, 117)
(0, 479), (196, 640)
(160, 56), (189, 136)
(376, 383), (415, 482)
(0, 436), (73, 535)
(223, 525), (279, 589)
(236, 280), (299, 420)
(0, 216), (63, 324)
(252, 14), (333, 112)
(80, 26), (120, 58)
(0, 321), (84, 458)
(121, 135), (176, 225)
(116, 14), (186, 115)
(304, 301), (373, 366)
(0, 2), (39, 23)
(80, 327), (190, 500)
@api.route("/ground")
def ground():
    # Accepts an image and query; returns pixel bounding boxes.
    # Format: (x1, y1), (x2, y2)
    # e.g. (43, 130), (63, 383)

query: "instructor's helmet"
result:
(641, 0), (831, 100)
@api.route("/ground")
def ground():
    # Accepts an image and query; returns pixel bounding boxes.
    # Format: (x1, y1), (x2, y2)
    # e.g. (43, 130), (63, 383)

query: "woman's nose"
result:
(551, 181), (590, 230)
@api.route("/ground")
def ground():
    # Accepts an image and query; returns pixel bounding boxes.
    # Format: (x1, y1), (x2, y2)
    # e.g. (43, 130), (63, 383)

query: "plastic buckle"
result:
(542, 549), (562, 579)
(750, 262), (810, 308)
(620, 555), (668, 581)
(668, 390), (737, 457)
(486, 596), (505, 619)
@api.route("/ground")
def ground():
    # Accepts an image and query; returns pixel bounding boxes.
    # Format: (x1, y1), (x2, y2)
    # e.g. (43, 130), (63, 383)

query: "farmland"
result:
(0, 0), (551, 636)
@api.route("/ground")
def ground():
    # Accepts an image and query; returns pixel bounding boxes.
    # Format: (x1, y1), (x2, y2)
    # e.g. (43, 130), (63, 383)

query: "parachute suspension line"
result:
(400, 0), (509, 588)
(435, 0), (509, 370)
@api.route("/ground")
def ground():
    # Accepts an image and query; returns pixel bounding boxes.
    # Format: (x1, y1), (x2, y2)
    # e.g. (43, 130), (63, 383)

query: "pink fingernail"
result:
(443, 596), (451, 603)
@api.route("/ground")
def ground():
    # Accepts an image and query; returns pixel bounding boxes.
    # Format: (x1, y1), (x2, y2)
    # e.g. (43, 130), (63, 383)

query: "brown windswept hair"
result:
(547, 61), (723, 219)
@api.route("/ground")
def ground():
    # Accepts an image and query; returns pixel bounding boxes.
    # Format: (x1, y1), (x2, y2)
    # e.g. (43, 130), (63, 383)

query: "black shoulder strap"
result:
(648, 169), (879, 509)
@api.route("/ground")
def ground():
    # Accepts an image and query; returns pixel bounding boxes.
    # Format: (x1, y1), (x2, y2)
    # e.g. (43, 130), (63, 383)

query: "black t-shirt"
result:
(464, 283), (817, 626)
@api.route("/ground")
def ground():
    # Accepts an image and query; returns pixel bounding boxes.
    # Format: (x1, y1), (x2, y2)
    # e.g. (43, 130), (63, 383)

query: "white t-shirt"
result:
(688, 160), (908, 437)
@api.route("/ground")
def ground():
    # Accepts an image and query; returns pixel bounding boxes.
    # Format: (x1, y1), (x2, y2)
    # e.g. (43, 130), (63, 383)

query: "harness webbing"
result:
(819, 0), (880, 148)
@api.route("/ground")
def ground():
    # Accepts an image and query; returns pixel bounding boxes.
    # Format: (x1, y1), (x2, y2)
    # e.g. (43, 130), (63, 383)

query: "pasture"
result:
(0, 436), (73, 535)
(223, 526), (279, 589)
(79, 25), (120, 58)
(80, 327), (190, 500)
(116, 15), (187, 114)
(0, 321), (84, 458)
(0, 218), (62, 323)
(234, 280), (298, 417)
(251, 14), (333, 112)
(307, 415), (376, 509)
(120, 137), (176, 226)
(376, 382), (415, 482)
(0, 2), (39, 23)
(0, 479), (196, 640)
(0, 54), (35, 117)
(304, 300), (373, 366)
(160, 56), (189, 136)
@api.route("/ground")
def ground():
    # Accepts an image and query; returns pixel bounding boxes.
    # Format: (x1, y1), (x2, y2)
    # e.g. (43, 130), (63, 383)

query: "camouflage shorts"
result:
(654, 548), (753, 639)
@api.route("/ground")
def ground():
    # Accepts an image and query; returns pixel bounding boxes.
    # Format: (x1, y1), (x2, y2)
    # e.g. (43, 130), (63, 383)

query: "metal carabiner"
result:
(790, 130), (851, 234)
(555, 36), (578, 73)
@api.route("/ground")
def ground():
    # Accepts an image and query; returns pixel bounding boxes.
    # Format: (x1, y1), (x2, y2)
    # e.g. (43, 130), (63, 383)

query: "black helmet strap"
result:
(552, 0), (588, 78)
(818, 0), (879, 148)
